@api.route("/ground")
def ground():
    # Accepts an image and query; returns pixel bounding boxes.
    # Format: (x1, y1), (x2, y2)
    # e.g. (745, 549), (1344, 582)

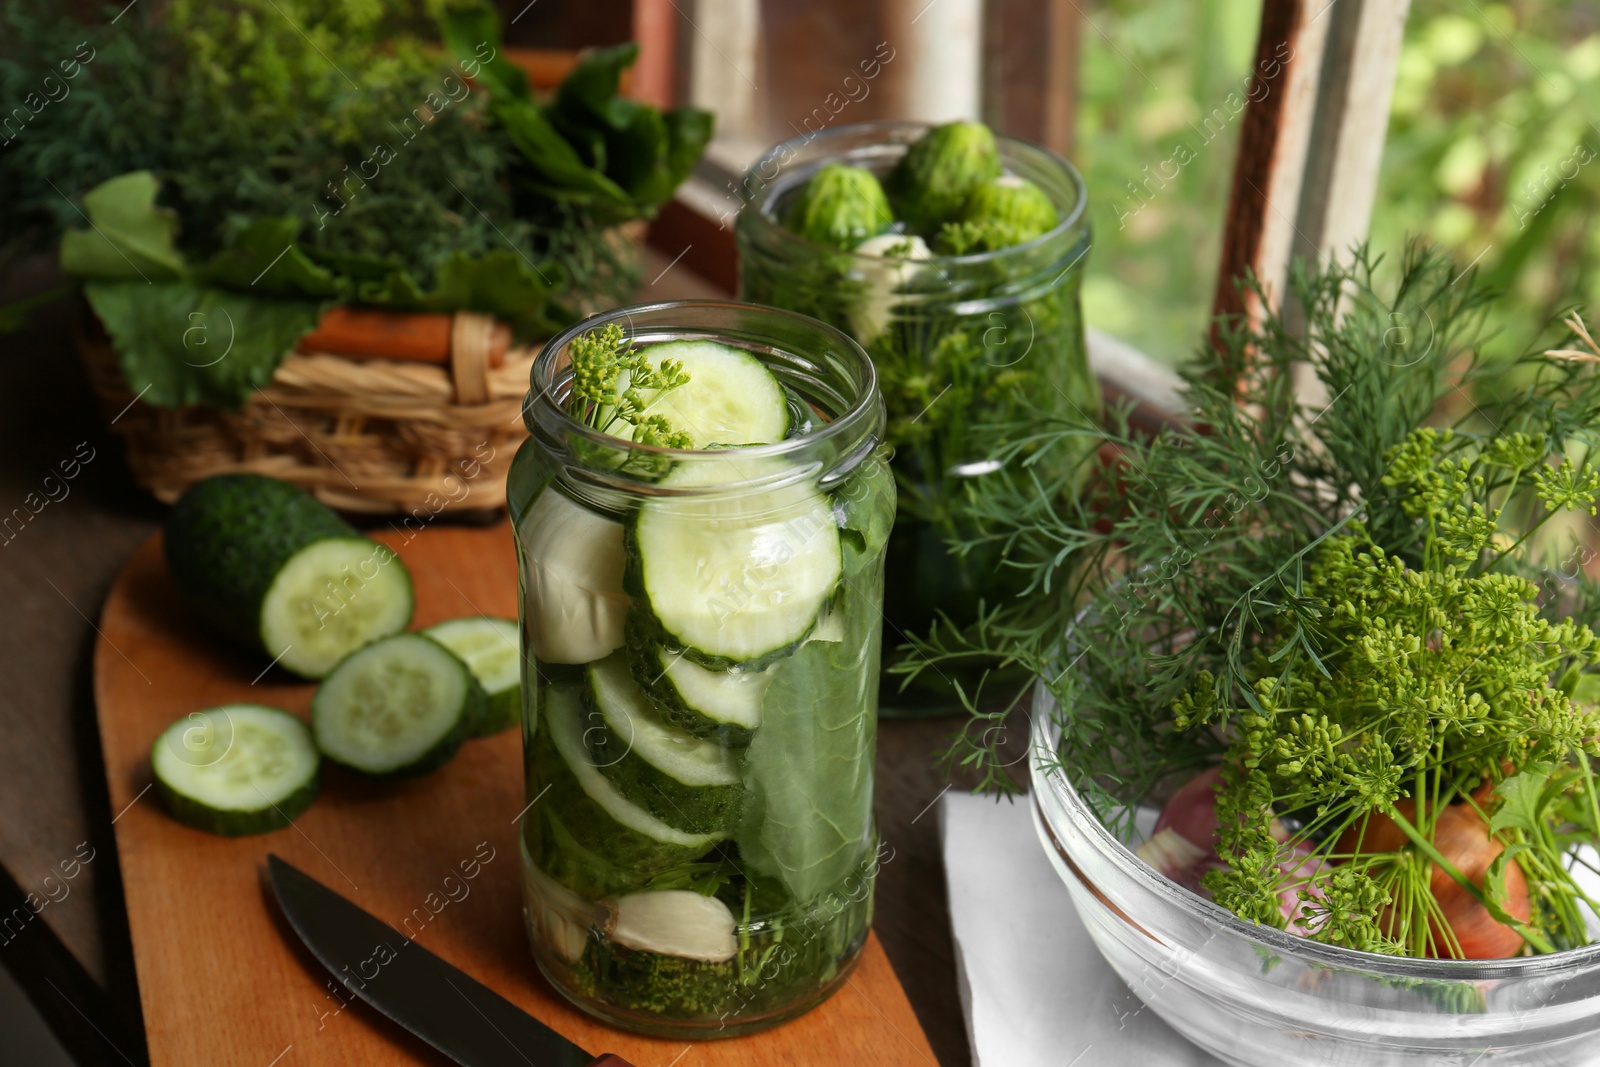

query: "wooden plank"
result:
(1041, 0), (1083, 157)
(1209, 0), (1332, 351)
(880, 0), (984, 123)
(631, 0), (679, 108)
(647, 191), (740, 295)
(687, 0), (761, 142)
(1288, 0), (1412, 404)
(93, 524), (936, 1066)
(1293, 0), (1412, 266)
(987, 0), (1081, 155)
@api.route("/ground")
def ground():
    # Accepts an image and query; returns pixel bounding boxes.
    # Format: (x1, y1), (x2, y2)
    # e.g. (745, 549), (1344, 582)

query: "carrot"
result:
(296, 308), (509, 367)
(1338, 799), (1531, 959)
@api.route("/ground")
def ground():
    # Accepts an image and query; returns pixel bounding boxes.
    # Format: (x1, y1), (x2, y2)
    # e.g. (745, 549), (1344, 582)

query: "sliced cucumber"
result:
(310, 634), (483, 778)
(151, 704), (319, 836)
(584, 655), (742, 835)
(425, 616), (521, 736)
(165, 474), (414, 679)
(611, 340), (790, 448)
(538, 687), (724, 873)
(524, 802), (652, 900)
(626, 458), (842, 668)
(519, 488), (630, 665)
(259, 539), (415, 678)
(629, 627), (769, 743)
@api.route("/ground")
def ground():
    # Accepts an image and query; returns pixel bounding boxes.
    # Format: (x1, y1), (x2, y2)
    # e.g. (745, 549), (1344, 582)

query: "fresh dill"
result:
(899, 243), (1600, 955)
(566, 323), (693, 449)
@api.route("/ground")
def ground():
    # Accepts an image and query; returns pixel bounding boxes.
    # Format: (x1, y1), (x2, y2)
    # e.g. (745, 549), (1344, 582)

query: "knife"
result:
(267, 854), (635, 1067)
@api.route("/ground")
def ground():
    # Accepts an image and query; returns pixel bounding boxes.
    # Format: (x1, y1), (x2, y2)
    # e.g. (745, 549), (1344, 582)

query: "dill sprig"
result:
(900, 242), (1600, 954)
(567, 323), (693, 448)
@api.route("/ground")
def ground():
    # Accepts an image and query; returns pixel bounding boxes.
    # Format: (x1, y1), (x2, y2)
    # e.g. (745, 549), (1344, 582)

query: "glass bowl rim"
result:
(1027, 682), (1600, 980)
(738, 118), (1091, 266)
(527, 298), (881, 471)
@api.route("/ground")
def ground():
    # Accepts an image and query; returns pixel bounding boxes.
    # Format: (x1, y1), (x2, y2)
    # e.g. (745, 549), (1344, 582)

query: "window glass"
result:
(1070, 0), (1264, 366)
(1370, 0), (1600, 358)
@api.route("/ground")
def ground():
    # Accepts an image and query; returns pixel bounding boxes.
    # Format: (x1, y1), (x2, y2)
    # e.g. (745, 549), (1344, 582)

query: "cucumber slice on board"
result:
(151, 704), (319, 836)
(310, 634), (483, 778)
(584, 655), (742, 835)
(626, 458), (842, 668)
(609, 341), (790, 448)
(537, 687), (724, 873)
(520, 488), (630, 665)
(425, 616), (521, 736)
(165, 474), (414, 679)
(628, 624), (770, 744)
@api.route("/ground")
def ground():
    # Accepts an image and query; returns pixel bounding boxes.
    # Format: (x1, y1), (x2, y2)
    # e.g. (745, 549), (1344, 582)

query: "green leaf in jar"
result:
(737, 637), (876, 904)
(833, 444), (897, 565)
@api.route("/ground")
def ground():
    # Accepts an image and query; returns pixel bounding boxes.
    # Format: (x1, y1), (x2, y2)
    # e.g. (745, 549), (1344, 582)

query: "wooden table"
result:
(0, 252), (978, 1067)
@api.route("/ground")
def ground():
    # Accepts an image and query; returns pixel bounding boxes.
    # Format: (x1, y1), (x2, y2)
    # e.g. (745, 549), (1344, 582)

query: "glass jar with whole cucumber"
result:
(737, 120), (1097, 714)
(508, 300), (894, 1037)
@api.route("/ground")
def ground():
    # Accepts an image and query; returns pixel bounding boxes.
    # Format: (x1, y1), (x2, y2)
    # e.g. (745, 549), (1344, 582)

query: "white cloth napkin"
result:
(940, 789), (1225, 1067)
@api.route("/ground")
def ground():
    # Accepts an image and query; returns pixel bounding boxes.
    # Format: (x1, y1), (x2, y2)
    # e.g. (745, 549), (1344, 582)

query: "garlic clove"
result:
(604, 890), (738, 962)
(848, 233), (932, 344)
(524, 861), (599, 964)
(520, 489), (629, 665)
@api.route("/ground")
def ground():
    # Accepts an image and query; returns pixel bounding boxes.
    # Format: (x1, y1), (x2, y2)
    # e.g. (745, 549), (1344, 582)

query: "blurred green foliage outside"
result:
(1075, 0), (1600, 365)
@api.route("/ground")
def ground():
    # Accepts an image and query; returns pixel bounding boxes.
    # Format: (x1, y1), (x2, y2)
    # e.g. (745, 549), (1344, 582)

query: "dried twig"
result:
(1546, 313), (1600, 362)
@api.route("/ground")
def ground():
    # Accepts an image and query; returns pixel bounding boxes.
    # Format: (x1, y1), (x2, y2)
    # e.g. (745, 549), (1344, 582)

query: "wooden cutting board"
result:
(93, 521), (937, 1067)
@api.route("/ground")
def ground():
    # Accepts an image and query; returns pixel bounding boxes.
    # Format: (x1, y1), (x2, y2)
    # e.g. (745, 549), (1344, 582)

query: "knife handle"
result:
(589, 1057), (636, 1067)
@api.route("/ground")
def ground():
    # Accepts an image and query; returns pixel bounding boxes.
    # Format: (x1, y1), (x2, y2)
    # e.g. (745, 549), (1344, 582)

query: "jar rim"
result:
(527, 299), (882, 483)
(1028, 689), (1600, 980)
(737, 119), (1090, 265)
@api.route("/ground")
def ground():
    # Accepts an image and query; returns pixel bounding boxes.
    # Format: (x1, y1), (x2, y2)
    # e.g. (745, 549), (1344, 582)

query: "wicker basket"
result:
(79, 310), (537, 517)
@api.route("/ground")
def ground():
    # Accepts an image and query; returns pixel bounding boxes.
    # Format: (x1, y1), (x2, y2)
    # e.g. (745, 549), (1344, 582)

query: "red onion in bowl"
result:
(1139, 766), (1318, 927)
(1138, 767), (1225, 891)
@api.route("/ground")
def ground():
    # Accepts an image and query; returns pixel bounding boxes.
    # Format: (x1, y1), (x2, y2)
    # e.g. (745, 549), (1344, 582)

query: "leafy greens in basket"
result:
(0, 0), (711, 408)
(905, 244), (1600, 958)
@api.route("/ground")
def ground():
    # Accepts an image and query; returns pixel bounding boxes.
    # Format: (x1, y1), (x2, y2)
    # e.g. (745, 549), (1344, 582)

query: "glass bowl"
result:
(1028, 681), (1600, 1066)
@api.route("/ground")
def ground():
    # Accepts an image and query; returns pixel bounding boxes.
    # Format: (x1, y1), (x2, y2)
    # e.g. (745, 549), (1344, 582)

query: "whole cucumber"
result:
(164, 474), (414, 679)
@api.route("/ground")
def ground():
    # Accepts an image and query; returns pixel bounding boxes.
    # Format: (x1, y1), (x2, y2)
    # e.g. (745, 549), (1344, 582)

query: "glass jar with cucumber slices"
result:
(736, 120), (1097, 714)
(507, 301), (894, 1037)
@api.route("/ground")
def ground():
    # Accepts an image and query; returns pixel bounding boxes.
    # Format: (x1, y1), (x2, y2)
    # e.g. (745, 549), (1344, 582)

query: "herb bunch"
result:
(1, 1), (575, 298)
(0, 0), (710, 408)
(566, 323), (692, 449)
(902, 243), (1600, 956)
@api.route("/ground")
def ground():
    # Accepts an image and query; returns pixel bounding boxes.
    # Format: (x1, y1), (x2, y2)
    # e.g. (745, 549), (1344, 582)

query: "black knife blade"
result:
(267, 854), (633, 1067)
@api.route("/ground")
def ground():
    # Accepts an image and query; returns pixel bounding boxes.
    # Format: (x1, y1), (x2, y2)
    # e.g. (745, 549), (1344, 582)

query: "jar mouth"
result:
(1028, 688), (1600, 981)
(738, 119), (1090, 265)
(527, 299), (882, 487)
